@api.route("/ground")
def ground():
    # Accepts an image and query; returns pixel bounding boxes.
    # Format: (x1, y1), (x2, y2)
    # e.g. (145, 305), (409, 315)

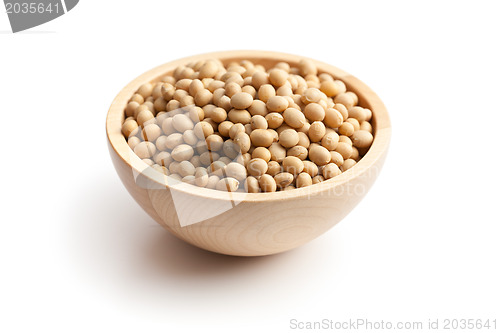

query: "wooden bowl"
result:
(106, 50), (391, 256)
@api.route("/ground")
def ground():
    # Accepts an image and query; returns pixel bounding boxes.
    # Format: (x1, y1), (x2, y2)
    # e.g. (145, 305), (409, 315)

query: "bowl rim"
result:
(106, 50), (391, 203)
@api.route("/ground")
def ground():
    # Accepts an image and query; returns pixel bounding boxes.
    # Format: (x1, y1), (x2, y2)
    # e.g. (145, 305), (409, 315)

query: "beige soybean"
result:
(297, 132), (310, 148)
(267, 96), (289, 112)
(231, 92), (254, 109)
(222, 139), (240, 159)
(266, 161), (282, 176)
(265, 112), (284, 129)
(268, 129), (279, 142)
(218, 120), (234, 137)
(348, 106), (368, 122)
(130, 93), (145, 104)
(350, 146), (360, 160)
(137, 110), (155, 127)
(244, 123), (253, 136)
(322, 163), (341, 179)
(274, 172), (294, 189)
(142, 158), (154, 167)
(309, 145), (331, 166)
(210, 107), (228, 123)
(182, 130), (198, 146)
(302, 160), (319, 177)
(125, 101), (140, 117)
(194, 168), (209, 187)
(161, 117), (175, 135)
(194, 121), (214, 139)
(124, 57), (375, 192)
(339, 135), (352, 145)
(351, 130), (374, 148)
(279, 129), (300, 148)
(248, 100), (268, 116)
(250, 129), (273, 147)
(194, 89), (213, 107)
(301, 88), (322, 104)
(171, 144), (195, 162)
(199, 60), (219, 79)
(189, 79), (204, 96)
(122, 119), (139, 138)
(228, 109), (252, 124)
(242, 85), (256, 98)
(276, 85), (293, 97)
(319, 80), (340, 97)
(205, 175), (220, 189)
(333, 104), (349, 121)
(335, 142), (353, 159)
(208, 80), (225, 92)
(245, 176), (261, 193)
(339, 122), (355, 136)
(296, 172), (313, 188)
(229, 123), (245, 139)
(252, 71), (269, 89)
(250, 115), (268, 130)
(312, 175), (325, 184)
(259, 174), (277, 192)
(283, 108), (306, 128)
(224, 82), (241, 97)
(308, 121), (326, 142)
(209, 161), (226, 177)
(268, 142), (287, 162)
(200, 151), (218, 166)
(137, 83), (153, 98)
(323, 108), (343, 128)
(252, 147), (271, 162)
(330, 151), (344, 167)
(216, 177), (240, 192)
(247, 158), (268, 177)
(275, 61), (290, 72)
(345, 91), (359, 105)
(205, 134), (224, 151)
(165, 133), (184, 149)
(142, 124), (162, 142)
(321, 131), (339, 151)
(191, 156), (202, 168)
(304, 103), (325, 122)
(341, 159), (357, 172)
(287, 145), (308, 160)
(225, 162), (247, 181)
(172, 114), (194, 132)
(282, 156), (304, 175)
(178, 160), (196, 177)
(217, 95), (232, 111)
(155, 135), (169, 151)
(360, 121), (373, 133)
(258, 84), (275, 102)
(134, 141), (156, 159)
(238, 152), (251, 167)
(269, 68), (289, 87)
(299, 59), (317, 76)
(128, 136), (141, 150)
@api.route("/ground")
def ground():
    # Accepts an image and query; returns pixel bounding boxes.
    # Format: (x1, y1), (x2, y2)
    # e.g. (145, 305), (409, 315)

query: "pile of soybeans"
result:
(121, 58), (374, 192)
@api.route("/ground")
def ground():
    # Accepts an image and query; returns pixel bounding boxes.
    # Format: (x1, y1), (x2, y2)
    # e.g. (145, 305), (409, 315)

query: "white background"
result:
(1, 1), (499, 332)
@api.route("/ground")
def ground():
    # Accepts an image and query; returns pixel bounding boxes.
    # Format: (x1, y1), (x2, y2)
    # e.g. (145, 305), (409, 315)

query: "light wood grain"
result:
(106, 50), (391, 256)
